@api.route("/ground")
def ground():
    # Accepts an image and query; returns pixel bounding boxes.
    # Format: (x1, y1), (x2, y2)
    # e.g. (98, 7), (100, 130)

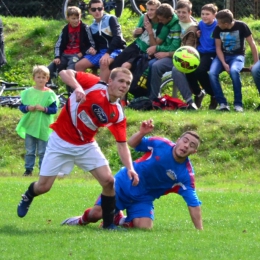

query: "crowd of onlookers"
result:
(45, 0), (260, 112)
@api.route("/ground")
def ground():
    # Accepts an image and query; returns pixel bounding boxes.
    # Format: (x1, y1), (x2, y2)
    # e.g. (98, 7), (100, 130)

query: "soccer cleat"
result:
(234, 105), (243, 112)
(255, 104), (260, 111)
(113, 210), (125, 226)
(61, 216), (81, 226)
(102, 223), (127, 231)
(17, 194), (33, 218)
(218, 103), (230, 111)
(23, 170), (32, 176)
(208, 96), (218, 110)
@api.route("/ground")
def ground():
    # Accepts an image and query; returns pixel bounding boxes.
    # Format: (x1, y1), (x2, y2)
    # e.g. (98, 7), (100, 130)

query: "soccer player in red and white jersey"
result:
(17, 67), (139, 230)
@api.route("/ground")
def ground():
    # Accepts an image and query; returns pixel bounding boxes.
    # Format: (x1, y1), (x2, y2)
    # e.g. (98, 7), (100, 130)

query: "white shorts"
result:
(40, 132), (108, 176)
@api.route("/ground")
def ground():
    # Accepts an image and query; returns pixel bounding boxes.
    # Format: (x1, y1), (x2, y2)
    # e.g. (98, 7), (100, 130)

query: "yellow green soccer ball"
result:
(173, 46), (200, 73)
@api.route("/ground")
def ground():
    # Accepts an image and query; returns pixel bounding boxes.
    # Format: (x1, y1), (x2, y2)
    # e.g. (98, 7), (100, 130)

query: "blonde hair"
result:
(110, 67), (133, 81)
(146, 0), (161, 8)
(66, 6), (81, 18)
(32, 65), (50, 78)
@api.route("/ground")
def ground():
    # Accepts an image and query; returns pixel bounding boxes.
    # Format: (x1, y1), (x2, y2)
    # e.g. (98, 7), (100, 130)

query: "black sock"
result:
(101, 194), (116, 228)
(25, 182), (37, 199)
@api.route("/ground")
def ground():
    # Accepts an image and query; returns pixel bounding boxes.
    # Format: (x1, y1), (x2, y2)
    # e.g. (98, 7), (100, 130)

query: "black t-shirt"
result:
(212, 20), (251, 55)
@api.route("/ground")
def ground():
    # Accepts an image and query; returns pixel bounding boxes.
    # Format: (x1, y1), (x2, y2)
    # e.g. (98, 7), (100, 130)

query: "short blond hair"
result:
(146, 0), (161, 8)
(66, 6), (81, 18)
(32, 65), (50, 78)
(110, 67), (133, 81)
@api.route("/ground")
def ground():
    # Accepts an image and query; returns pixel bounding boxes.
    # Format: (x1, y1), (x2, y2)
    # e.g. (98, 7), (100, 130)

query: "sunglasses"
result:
(90, 7), (103, 12)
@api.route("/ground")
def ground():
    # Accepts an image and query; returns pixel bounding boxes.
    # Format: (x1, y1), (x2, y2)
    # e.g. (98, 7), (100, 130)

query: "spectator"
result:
(185, 3), (219, 109)
(251, 61), (260, 110)
(16, 65), (58, 176)
(110, 0), (168, 72)
(170, 0), (202, 110)
(0, 17), (7, 67)
(145, 3), (181, 101)
(75, 0), (126, 83)
(209, 9), (258, 112)
(62, 119), (203, 230)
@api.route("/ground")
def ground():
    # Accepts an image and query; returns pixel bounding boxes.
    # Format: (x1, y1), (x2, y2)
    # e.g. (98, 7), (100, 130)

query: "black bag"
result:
(128, 96), (153, 111)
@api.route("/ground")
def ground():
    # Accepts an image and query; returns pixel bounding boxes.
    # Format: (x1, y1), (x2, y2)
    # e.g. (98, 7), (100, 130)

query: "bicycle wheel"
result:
(62, 0), (88, 20)
(160, 71), (178, 98)
(114, 0), (124, 17)
(130, 0), (177, 15)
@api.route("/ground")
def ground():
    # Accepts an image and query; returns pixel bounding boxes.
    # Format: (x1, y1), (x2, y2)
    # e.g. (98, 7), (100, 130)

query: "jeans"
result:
(25, 134), (47, 171)
(172, 67), (193, 103)
(148, 57), (173, 100)
(209, 55), (245, 107)
(251, 60), (260, 94)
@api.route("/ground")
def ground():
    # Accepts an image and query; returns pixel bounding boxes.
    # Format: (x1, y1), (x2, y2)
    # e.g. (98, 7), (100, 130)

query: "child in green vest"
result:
(16, 65), (58, 176)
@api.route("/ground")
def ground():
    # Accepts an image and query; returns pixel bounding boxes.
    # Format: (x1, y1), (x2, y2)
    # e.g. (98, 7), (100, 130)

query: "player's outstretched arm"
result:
(128, 119), (154, 148)
(188, 206), (203, 230)
(59, 69), (86, 103)
(116, 142), (139, 186)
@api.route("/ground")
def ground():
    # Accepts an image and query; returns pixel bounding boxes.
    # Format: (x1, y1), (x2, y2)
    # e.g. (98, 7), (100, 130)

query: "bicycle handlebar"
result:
(0, 80), (19, 88)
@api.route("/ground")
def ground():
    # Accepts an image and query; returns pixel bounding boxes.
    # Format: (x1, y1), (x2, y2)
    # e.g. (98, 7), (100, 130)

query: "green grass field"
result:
(1, 177), (260, 260)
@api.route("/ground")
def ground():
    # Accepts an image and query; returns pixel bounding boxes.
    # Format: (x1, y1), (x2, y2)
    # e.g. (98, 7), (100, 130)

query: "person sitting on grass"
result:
(17, 67), (139, 230)
(75, 0), (126, 83)
(47, 6), (95, 95)
(209, 9), (259, 112)
(62, 119), (203, 230)
(16, 65), (59, 176)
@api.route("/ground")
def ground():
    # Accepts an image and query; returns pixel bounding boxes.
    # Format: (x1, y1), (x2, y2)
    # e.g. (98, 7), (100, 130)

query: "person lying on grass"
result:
(62, 119), (203, 230)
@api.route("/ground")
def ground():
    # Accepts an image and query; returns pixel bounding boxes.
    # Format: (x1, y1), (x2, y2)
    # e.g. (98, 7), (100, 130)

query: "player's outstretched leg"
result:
(17, 182), (37, 218)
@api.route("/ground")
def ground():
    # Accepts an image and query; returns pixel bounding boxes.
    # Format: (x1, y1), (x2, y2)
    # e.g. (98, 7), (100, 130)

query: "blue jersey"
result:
(115, 136), (201, 207)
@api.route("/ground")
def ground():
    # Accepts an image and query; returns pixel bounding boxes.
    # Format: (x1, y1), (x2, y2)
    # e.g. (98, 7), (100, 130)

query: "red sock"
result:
(79, 208), (92, 225)
(122, 220), (134, 228)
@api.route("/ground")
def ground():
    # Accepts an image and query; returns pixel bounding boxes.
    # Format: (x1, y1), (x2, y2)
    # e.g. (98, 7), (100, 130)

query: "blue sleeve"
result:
(134, 136), (151, 152)
(46, 101), (58, 114)
(178, 186), (202, 207)
(19, 103), (28, 113)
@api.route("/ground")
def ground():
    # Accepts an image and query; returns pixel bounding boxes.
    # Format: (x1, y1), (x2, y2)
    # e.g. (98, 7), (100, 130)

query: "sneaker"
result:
(17, 194), (34, 218)
(254, 104), (260, 111)
(194, 90), (205, 108)
(234, 105), (243, 112)
(114, 210), (125, 226)
(208, 96), (218, 110)
(61, 216), (81, 226)
(218, 103), (230, 111)
(102, 223), (126, 231)
(23, 170), (32, 176)
(187, 102), (198, 110)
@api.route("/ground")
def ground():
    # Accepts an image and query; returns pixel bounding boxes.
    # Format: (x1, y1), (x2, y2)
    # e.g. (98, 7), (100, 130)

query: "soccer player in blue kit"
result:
(62, 119), (203, 230)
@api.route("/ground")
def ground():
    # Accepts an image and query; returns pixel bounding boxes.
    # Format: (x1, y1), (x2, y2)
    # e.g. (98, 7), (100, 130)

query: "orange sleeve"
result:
(75, 72), (100, 90)
(108, 118), (127, 142)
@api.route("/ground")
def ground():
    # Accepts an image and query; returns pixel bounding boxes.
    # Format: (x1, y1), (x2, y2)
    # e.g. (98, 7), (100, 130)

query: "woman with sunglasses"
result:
(75, 0), (126, 83)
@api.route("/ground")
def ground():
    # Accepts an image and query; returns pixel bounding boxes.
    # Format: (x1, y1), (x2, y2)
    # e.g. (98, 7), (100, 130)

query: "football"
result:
(173, 46), (200, 73)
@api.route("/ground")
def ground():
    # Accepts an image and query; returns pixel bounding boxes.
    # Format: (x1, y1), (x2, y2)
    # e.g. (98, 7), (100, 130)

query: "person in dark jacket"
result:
(0, 17), (7, 67)
(47, 6), (95, 94)
(75, 0), (126, 83)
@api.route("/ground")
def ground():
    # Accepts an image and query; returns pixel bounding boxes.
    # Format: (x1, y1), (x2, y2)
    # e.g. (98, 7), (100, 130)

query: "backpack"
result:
(152, 95), (188, 110)
(128, 96), (153, 111)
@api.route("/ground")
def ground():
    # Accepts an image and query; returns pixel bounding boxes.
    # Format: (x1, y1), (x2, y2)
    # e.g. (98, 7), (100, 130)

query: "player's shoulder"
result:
(147, 136), (174, 146)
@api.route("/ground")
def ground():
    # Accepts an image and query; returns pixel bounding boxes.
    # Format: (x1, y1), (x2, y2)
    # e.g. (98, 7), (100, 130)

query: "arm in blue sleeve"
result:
(19, 103), (28, 113)
(45, 101), (58, 114)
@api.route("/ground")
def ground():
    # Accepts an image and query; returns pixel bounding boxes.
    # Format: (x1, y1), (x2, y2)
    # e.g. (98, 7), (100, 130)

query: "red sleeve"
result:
(108, 118), (127, 142)
(75, 72), (100, 90)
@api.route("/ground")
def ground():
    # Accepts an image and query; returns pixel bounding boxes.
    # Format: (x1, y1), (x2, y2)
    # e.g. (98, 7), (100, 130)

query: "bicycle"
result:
(62, 0), (177, 19)
(0, 80), (67, 109)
